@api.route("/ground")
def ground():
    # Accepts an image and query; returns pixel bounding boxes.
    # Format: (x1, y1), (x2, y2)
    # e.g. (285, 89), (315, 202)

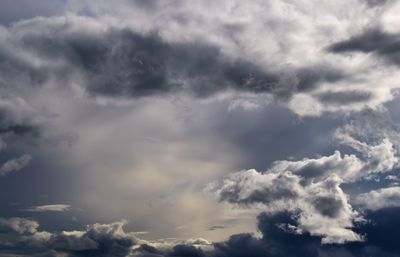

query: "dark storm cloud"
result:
(328, 28), (400, 66)
(212, 210), (400, 257)
(0, 108), (40, 139)
(3, 209), (400, 257)
(0, 220), (138, 257)
(135, 243), (206, 257)
(48, 222), (137, 257)
(2, 17), (347, 100)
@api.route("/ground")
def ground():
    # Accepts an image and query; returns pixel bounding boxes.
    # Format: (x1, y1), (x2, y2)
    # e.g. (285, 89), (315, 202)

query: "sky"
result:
(1, 0), (400, 256)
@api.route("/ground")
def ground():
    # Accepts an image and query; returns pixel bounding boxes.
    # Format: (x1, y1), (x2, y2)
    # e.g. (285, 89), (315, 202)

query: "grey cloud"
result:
(0, 98), (41, 177)
(328, 28), (400, 66)
(0, 102), (41, 139)
(1, 16), (347, 101)
(0, 219), (138, 257)
(0, 154), (31, 176)
(363, 0), (392, 7)
(0, 217), (38, 235)
(2, 211), (400, 257)
(211, 170), (301, 206)
(210, 210), (400, 257)
(316, 90), (372, 106)
(48, 221), (138, 256)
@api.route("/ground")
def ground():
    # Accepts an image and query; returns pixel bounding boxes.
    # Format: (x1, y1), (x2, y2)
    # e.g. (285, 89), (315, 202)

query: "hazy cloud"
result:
(0, 154), (32, 176)
(21, 204), (71, 213)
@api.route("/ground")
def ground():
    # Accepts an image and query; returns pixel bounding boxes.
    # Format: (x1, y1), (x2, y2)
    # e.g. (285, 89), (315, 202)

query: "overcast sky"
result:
(1, 1), (400, 256)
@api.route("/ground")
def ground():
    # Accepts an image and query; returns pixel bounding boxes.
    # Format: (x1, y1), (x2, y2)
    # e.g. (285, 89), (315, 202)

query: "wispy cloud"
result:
(20, 204), (71, 212)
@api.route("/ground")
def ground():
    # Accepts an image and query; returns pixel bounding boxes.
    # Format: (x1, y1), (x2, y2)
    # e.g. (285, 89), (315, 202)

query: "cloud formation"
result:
(21, 204), (71, 212)
(0, 218), (139, 257)
(3, 211), (400, 257)
(0, 16), (347, 103)
(328, 28), (400, 66)
(208, 169), (362, 244)
(1, 1), (400, 256)
(356, 187), (400, 210)
(207, 108), (400, 244)
(0, 0), (398, 117)
(0, 154), (31, 176)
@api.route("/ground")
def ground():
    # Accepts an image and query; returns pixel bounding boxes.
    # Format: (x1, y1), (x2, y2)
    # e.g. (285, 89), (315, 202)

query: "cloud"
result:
(315, 90), (373, 106)
(0, 154), (31, 176)
(2, 211), (400, 257)
(207, 108), (400, 244)
(355, 187), (400, 210)
(21, 204), (71, 212)
(208, 169), (362, 244)
(47, 221), (138, 257)
(1, 2), (400, 256)
(0, 15), (350, 104)
(0, 1), (397, 117)
(0, 219), (139, 257)
(328, 28), (400, 66)
(0, 217), (38, 235)
(211, 209), (400, 257)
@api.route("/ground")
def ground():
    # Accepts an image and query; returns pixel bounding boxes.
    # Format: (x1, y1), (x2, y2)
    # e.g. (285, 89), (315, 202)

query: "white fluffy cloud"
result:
(208, 169), (363, 244)
(356, 187), (400, 210)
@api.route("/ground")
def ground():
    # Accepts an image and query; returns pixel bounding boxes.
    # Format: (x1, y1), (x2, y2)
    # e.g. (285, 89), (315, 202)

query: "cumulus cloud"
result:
(0, 219), (139, 257)
(0, 217), (38, 235)
(208, 169), (362, 244)
(47, 221), (138, 257)
(2, 209), (400, 257)
(356, 187), (400, 210)
(211, 209), (400, 257)
(207, 107), (400, 244)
